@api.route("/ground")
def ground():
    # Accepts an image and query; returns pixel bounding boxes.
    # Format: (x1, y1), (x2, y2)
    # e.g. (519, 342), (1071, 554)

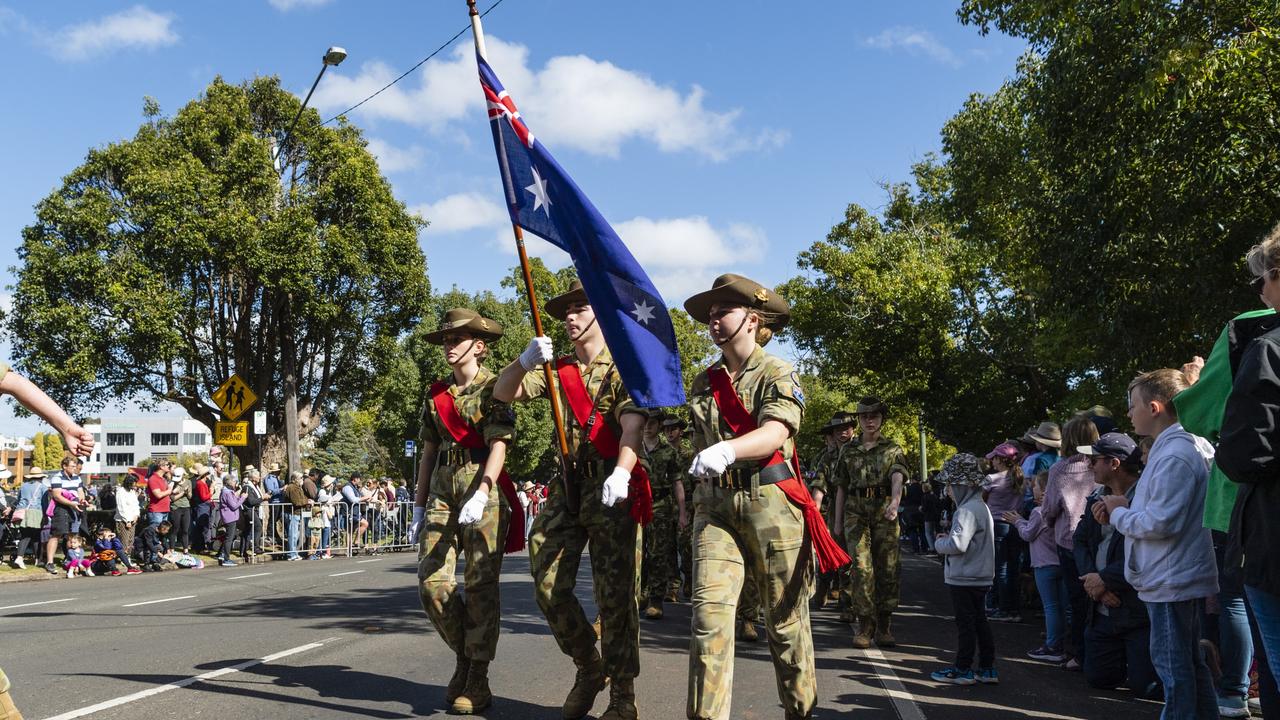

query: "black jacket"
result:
(1074, 492), (1147, 629)
(1219, 318), (1280, 596)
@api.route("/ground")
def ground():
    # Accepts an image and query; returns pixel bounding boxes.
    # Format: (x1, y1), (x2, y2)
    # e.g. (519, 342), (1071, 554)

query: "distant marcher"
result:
(930, 453), (998, 687)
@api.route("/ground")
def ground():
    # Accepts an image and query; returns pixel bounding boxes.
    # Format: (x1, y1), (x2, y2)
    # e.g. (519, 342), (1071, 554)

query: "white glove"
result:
(408, 506), (425, 541)
(518, 336), (555, 371)
(458, 490), (489, 526)
(689, 441), (736, 478)
(601, 467), (631, 507)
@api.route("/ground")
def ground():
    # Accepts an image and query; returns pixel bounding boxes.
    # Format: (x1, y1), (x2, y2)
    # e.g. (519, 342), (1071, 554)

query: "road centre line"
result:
(0, 597), (77, 611)
(226, 572), (272, 580)
(43, 638), (335, 720)
(328, 570), (365, 577)
(355, 559), (382, 564)
(861, 647), (927, 720)
(122, 595), (197, 608)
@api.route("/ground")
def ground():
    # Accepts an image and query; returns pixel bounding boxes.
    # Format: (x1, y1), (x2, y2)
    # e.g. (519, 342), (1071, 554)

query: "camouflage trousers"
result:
(688, 482), (815, 720)
(529, 477), (641, 680)
(642, 500), (679, 604)
(676, 521), (694, 594)
(417, 486), (511, 661)
(842, 496), (900, 618)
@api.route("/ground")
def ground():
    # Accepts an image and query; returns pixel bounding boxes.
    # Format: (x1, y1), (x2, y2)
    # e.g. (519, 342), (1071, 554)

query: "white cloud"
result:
(365, 137), (425, 174)
(312, 36), (784, 162)
(413, 192), (508, 234)
(863, 26), (960, 68)
(268, 0), (333, 10)
(46, 5), (178, 62)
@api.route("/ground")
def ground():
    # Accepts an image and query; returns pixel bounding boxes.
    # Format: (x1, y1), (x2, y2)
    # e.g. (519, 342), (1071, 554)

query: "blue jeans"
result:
(1217, 590), (1253, 708)
(320, 526), (331, 553)
(148, 511), (168, 527)
(1033, 566), (1066, 650)
(1147, 599), (1218, 720)
(284, 512), (302, 559)
(1247, 584), (1280, 692)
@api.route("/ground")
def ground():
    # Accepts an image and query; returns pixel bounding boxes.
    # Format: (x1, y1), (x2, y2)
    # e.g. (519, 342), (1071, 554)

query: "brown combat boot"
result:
(592, 614), (603, 639)
(738, 619), (759, 642)
(852, 617), (874, 649)
(450, 660), (492, 715)
(664, 585), (679, 603)
(599, 677), (638, 720)
(445, 656), (470, 705)
(0, 668), (22, 720)
(562, 654), (607, 719)
(874, 613), (896, 648)
(643, 602), (663, 620)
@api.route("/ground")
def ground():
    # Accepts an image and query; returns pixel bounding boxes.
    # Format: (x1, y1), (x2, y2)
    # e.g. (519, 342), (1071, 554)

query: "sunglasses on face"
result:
(1251, 268), (1280, 294)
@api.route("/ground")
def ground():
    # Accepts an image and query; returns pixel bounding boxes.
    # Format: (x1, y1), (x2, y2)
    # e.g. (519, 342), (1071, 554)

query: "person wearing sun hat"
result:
(411, 307), (518, 715)
(493, 279), (649, 720)
(682, 273), (848, 720)
(808, 411), (856, 611)
(930, 453), (998, 687)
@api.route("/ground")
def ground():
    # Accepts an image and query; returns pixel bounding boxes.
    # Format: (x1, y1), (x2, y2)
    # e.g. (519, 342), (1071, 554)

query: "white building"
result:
(83, 417), (213, 474)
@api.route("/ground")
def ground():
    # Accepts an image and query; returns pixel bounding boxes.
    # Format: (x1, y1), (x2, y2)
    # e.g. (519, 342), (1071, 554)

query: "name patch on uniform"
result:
(790, 371), (805, 407)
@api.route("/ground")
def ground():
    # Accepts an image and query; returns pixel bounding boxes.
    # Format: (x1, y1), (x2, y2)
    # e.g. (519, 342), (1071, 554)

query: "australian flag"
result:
(477, 52), (685, 408)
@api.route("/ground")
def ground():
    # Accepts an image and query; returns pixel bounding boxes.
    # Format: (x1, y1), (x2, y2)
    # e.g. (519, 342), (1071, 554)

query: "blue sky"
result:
(0, 1), (1025, 435)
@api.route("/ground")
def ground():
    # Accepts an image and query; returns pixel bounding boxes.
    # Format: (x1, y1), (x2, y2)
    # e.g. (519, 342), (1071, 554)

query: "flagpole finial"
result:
(466, 0), (478, 16)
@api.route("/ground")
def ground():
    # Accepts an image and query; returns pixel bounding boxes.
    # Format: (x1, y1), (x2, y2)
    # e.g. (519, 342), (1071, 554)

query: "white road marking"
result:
(122, 595), (197, 608)
(42, 638), (335, 720)
(328, 570), (364, 577)
(226, 572), (272, 580)
(355, 559), (382, 564)
(0, 597), (77, 611)
(862, 647), (927, 720)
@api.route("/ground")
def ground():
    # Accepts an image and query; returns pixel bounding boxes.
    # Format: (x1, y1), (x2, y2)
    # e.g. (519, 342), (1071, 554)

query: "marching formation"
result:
(409, 273), (856, 720)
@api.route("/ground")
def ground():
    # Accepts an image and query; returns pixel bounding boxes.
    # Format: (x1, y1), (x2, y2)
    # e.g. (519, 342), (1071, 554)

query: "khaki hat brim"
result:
(545, 288), (588, 321)
(424, 315), (504, 345)
(683, 279), (790, 327)
(1029, 434), (1062, 448)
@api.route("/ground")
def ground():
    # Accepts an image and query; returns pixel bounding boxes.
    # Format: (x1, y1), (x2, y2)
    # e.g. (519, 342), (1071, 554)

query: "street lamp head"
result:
(323, 46), (347, 66)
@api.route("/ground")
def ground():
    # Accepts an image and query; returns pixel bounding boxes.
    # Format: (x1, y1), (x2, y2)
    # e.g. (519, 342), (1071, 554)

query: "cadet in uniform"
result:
(494, 279), (646, 720)
(409, 308), (518, 714)
(665, 415), (696, 600)
(832, 397), (910, 649)
(808, 411), (857, 609)
(683, 273), (848, 720)
(640, 411), (687, 620)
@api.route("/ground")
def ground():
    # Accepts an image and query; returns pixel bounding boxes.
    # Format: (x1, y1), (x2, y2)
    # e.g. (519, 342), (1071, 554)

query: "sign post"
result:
(212, 374), (259, 449)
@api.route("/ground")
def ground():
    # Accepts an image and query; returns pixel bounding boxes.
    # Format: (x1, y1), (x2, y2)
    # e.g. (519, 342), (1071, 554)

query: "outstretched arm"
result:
(0, 370), (94, 457)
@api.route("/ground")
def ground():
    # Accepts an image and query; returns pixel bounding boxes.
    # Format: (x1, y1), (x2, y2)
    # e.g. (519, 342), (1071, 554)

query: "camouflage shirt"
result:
(641, 436), (683, 494)
(687, 345), (805, 474)
(519, 346), (641, 464)
(420, 366), (516, 497)
(807, 444), (844, 495)
(837, 436), (909, 492)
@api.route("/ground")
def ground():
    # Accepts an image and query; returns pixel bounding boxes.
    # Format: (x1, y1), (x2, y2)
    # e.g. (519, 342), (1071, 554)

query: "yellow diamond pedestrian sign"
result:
(212, 374), (257, 422)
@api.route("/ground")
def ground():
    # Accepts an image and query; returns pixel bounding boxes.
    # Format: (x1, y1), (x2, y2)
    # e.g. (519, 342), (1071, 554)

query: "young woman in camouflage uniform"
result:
(683, 273), (842, 720)
(409, 308), (517, 715)
(494, 279), (647, 720)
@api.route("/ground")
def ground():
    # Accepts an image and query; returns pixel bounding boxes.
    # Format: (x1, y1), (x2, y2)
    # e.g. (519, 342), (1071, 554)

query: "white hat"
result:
(172, 467), (186, 477)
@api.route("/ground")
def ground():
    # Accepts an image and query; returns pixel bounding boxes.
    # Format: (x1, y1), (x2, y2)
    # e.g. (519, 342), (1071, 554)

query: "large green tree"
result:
(8, 77), (429, 468)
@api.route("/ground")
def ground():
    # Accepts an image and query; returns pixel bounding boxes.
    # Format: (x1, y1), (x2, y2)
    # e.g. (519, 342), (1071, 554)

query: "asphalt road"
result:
(1, 549), (1166, 719)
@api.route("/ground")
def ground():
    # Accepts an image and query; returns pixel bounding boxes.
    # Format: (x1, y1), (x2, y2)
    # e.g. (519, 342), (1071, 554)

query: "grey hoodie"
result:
(1111, 423), (1219, 603)
(935, 486), (994, 587)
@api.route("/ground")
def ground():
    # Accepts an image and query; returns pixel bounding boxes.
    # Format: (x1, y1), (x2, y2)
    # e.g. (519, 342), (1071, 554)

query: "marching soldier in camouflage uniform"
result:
(683, 274), (817, 720)
(808, 412), (856, 609)
(664, 416), (695, 600)
(494, 279), (646, 720)
(410, 308), (515, 715)
(641, 411), (687, 620)
(833, 397), (909, 650)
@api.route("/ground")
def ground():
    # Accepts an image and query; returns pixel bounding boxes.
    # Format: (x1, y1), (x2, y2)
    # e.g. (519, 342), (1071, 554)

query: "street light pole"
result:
(278, 46), (346, 478)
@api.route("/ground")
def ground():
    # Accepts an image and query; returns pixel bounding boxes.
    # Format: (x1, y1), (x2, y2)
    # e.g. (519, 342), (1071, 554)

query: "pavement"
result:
(1, 549), (1167, 719)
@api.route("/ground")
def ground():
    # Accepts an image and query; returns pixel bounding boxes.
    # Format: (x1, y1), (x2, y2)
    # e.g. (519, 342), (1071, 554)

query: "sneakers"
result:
(1218, 695), (1250, 718)
(219, 559), (238, 567)
(975, 668), (999, 685)
(1027, 645), (1067, 663)
(126, 566), (142, 575)
(1062, 657), (1082, 671)
(930, 667), (976, 685)
(85, 566), (95, 577)
(12, 557), (24, 570)
(67, 568), (74, 578)
(111, 570), (123, 576)
(44, 563), (58, 575)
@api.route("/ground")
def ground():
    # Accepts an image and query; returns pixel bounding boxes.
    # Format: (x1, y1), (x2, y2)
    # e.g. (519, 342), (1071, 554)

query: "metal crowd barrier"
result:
(247, 499), (416, 561)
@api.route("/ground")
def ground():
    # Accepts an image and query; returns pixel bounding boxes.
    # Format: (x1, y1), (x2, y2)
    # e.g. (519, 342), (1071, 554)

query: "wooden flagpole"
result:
(467, 0), (578, 512)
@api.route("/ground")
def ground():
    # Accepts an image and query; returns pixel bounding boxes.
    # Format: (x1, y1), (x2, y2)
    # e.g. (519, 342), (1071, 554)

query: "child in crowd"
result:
(93, 526), (140, 576)
(1005, 471), (1066, 662)
(931, 453), (998, 686)
(136, 520), (171, 572)
(63, 535), (93, 577)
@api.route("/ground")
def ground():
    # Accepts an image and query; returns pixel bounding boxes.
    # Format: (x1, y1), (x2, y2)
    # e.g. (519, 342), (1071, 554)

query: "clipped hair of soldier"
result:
(1128, 368), (1188, 420)
(1246, 221), (1280, 276)
(753, 310), (782, 347)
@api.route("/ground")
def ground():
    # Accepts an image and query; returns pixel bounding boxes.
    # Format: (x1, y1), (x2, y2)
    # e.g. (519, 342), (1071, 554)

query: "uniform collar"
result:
(713, 344), (765, 379)
(569, 345), (613, 370)
(450, 365), (492, 395)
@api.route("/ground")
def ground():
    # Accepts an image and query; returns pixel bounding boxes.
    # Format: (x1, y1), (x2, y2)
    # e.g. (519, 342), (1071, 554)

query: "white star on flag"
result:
(525, 167), (552, 216)
(630, 300), (656, 325)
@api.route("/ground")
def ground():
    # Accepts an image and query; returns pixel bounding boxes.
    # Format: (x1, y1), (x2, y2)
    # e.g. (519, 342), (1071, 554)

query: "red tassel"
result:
(496, 473), (526, 554)
(628, 465), (654, 526)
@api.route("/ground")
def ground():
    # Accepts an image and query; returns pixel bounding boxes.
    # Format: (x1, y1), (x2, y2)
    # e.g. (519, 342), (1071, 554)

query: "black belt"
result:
(438, 446), (489, 467)
(712, 462), (793, 490)
(848, 486), (888, 499)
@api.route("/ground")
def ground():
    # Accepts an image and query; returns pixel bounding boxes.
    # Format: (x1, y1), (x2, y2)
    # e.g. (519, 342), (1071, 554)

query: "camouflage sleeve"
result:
(420, 397), (442, 446)
(519, 368), (549, 402)
(482, 395), (517, 445)
(809, 456), (829, 494)
(758, 360), (804, 436)
(887, 444), (911, 481)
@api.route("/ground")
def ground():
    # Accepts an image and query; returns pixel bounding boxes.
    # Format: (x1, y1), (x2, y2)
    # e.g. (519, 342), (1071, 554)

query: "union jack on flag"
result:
(475, 51), (685, 408)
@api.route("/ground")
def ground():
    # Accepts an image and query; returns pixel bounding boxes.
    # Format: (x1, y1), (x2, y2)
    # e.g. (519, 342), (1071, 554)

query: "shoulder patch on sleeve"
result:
(789, 371), (805, 407)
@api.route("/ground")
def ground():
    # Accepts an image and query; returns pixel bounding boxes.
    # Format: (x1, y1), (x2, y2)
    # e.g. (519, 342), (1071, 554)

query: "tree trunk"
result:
(281, 296), (302, 478)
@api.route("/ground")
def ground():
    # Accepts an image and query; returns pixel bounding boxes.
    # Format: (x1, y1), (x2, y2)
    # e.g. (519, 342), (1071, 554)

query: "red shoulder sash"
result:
(555, 358), (653, 526)
(706, 366), (850, 573)
(430, 381), (525, 553)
